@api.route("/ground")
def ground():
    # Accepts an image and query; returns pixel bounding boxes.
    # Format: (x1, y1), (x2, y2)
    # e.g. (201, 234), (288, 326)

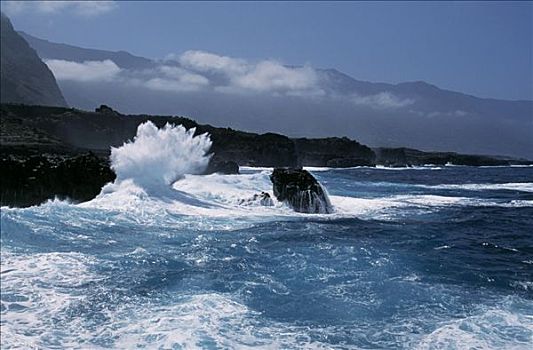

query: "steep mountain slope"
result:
(0, 14), (67, 107)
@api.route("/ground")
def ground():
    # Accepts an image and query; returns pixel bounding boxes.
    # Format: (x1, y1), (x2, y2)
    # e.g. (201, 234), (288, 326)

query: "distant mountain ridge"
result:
(15, 30), (533, 159)
(19, 31), (155, 70)
(0, 14), (67, 107)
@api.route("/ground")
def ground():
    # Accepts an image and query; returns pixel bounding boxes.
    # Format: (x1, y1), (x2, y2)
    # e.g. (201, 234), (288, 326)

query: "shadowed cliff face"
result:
(0, 14), (67, 107)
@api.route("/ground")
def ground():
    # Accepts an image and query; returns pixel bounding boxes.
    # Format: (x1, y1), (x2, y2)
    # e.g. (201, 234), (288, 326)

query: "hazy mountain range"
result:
(3, 20), (532, 159)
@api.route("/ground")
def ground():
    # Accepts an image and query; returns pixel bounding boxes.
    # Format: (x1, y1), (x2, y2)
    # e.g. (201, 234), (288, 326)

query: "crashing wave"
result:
(110, 121), (212, 190)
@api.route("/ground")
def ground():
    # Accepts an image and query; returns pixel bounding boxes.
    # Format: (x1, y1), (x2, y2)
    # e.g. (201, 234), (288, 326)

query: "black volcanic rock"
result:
(326, 158), (373, 167)
(95, 104), (119, 115)
(0, 152), (115, 207)
(294, 137), (375, 167)
(209, 130), (299, 168)
(1, 103), (530, 208)
(0, 13), (67, 107)
(204, 158), (240, 175)
(270, 168), (333, 214)
(373, 147), (527, 167)
(0, 103), (301, 168)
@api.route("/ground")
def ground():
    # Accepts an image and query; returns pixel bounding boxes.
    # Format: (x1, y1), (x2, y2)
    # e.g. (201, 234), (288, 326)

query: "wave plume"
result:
(110, 121), (212, 190)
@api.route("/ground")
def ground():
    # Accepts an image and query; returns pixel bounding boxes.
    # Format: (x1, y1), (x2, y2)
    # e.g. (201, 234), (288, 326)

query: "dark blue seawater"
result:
(1, 166), (532, 349)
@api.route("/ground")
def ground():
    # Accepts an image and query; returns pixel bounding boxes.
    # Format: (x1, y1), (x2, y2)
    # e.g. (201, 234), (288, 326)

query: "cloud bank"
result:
(1, 1), (117, 17)
(45, 59), (121, 82)
(45, 50), (414, 109)
(351, 92), (414, 109)
(143, 66), (210, 92)
(47, 51), (324, 96)
(179, 50), (323, 95)
(179, 51), (248, 76)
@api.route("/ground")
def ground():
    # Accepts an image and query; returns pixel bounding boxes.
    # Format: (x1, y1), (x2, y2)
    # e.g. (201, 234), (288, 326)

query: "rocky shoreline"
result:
(1, 103), (531, 207)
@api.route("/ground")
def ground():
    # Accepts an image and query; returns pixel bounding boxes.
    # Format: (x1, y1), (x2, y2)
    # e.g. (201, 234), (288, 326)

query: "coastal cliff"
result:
(1, 103), (530, 207)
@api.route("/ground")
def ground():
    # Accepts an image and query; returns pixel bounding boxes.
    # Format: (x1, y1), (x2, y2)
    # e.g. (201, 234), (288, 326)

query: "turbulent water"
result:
(1, 123), (532, 349)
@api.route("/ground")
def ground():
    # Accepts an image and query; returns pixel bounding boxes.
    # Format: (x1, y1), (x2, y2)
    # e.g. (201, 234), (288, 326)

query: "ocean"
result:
(1, 123), (532, 349)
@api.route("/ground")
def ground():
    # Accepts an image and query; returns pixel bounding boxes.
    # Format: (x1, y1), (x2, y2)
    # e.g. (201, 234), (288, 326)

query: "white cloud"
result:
(1, 1), (117, 17)
(178, 50), (322, 95)
(144, 66), (209, 92)
(45, 59), (121, 82)
(158, 66), (209, 86)
(179, 50), (248, 76)
(425, 110), (469, 118)
(45, 59), (210, 92)
(352, 92), (414, 109)
(44, 50), (321, 96)
(233, 61), (319, 93)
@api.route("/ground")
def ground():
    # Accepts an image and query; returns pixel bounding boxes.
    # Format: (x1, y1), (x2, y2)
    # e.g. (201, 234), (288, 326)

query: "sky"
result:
(2, 1), (532, 101)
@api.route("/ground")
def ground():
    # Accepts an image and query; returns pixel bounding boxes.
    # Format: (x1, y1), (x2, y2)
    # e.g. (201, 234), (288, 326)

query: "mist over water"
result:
(1, 124), (532, 348)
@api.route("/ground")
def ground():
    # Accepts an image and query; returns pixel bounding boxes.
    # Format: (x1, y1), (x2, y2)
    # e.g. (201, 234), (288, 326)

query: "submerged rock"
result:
(270, 168), (333, 214)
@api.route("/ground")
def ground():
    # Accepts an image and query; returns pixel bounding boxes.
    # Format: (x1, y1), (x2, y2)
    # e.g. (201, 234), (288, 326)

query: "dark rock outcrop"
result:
(373, 147), (530, 167)
(270, 168), (333, 214)
(0, 104), (300, 167)
(204, 158), (240, 175)
(0, 152), (115, 207)
(95, 104), (119, 115)
(0, 13), (67, 107)
(210, 130), (298, 168)
(294, 137), (375, 167)
(1, 103), (531, 208)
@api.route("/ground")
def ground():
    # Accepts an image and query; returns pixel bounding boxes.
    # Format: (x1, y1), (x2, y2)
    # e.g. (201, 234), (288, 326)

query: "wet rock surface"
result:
(203, 158), (240, 175)
(0, 152), (115, 207)
(270, 168), (333, 214)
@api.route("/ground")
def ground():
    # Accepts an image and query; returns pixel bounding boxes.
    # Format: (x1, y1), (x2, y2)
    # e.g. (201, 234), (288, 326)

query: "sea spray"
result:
(110, 121), (212, 189)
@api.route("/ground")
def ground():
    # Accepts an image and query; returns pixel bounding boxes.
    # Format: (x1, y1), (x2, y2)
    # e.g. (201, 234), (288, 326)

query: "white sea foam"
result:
(481, 164), (533, 168)
(331, 194), (533, 220)
(303, 166), (335, 172)
(375, 165), (443, 170)
(110, 293), (333, 349)
(0, 250), (102, 349)
(426, 182), (533, 193)
(416, 305), (533, 349)
(0, 249), (331, 349)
